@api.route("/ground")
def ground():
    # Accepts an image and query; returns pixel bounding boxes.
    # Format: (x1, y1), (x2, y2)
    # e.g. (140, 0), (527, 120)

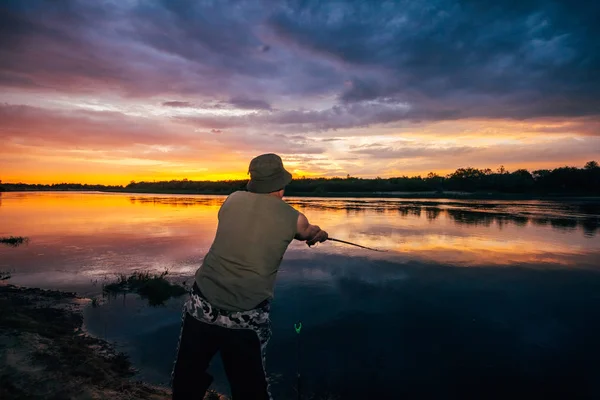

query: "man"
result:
(172, 153), (328, 399)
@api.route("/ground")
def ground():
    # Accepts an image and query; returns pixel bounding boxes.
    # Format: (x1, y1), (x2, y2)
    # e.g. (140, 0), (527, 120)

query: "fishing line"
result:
(294, 235), (384, 398)
(294, 321), (302, 400)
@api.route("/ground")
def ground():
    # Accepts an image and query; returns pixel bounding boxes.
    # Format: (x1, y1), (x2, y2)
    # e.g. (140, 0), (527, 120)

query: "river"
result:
(1, 191), (599, 399)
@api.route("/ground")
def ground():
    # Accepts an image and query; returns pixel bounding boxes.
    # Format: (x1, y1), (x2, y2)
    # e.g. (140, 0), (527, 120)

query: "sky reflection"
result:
(1, 192), (599, 398)
(1, 192), (598, 295)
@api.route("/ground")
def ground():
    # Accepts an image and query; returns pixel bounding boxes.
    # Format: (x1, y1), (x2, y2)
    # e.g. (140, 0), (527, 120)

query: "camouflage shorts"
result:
(182, 285), (272, 396)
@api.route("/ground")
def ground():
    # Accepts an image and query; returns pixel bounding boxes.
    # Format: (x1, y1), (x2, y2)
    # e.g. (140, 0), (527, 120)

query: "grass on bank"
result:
(103, 270), (188, 306)
(0, 236), (29, 247)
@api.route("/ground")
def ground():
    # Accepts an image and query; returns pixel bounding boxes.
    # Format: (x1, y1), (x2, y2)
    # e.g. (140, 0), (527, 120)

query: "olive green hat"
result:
(246, 153), (293, 193)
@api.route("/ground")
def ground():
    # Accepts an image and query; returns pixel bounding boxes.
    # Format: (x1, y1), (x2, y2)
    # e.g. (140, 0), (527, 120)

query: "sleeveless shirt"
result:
(195, 191), (299, 311)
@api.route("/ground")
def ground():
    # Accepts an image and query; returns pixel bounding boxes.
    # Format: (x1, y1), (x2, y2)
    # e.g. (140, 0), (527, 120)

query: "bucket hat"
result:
(246, 153), (293, 193)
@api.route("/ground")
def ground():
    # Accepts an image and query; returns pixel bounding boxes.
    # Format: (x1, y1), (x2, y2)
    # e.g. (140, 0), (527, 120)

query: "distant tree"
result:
(446, 167), (489, 191)
(3, 161), (599, 195)
(585, 161), (599, 170)
(532, 169), (551, 180)
(425, 172), (444, 191)
(504, 169), (535, 192)
(512, 169), (533, 178)
(449, 167), (487, 180)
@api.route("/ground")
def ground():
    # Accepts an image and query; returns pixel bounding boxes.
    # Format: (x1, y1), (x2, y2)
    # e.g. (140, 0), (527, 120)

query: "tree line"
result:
(1, 161), (599, 196)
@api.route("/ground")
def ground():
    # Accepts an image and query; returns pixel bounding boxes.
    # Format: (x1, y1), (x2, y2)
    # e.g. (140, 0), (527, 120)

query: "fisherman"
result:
(171, 153), (328, 400)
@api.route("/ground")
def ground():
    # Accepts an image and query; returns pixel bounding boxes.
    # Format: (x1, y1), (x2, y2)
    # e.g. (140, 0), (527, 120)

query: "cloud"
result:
(1, 0), (599, 184)
(347, 136), (600, 174)
(162, 101), (194, 108)
(350, 144), (477, 160)
(227, 97), (272, 110)
(0, 102), (328, 159)
(3, 0), (598, 127)
(320, 138), (343, 142)
(0, 0), (341, 102)
(0, 103), (176, 148)
(163, 98), (271, 111)
(268, 0), (600, 121)
(173, 99), (412, 134)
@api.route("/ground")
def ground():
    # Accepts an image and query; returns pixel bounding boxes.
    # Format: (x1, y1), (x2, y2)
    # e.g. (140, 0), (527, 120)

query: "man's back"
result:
(195, 191), (299, 311)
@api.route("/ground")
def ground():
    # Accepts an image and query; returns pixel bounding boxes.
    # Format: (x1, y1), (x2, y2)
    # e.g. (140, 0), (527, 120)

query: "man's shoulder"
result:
(227, 191), (298, 216)
(227, 190), (251, 201)
(281, 198), (300, 217)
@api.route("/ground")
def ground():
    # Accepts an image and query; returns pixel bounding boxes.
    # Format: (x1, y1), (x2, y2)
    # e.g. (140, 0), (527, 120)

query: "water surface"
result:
(1, 192), (599, 399)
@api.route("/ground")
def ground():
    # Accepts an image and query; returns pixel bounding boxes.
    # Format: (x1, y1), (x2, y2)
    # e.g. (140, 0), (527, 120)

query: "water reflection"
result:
(271, 255), (600, 399)
(84, 254), (600, 399)
(288, 198), (600, 237)
(120, 195), (600, 237)
(0, 192), (598, 292)
(1, 192), (599, 398)
(128, 196), (225, 208)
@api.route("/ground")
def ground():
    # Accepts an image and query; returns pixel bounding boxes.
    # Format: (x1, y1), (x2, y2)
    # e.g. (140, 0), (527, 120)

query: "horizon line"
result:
(2, 160), (598, 187)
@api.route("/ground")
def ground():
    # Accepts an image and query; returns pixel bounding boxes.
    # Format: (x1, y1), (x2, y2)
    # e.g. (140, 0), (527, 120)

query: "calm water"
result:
(1, 192), (599, 399)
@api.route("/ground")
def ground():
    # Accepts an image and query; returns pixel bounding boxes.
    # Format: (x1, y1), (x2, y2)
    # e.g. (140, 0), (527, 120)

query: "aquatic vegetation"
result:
(0, 271), (10, 281)
(0, 236), (29, 247)
(103, 270), (188, 306)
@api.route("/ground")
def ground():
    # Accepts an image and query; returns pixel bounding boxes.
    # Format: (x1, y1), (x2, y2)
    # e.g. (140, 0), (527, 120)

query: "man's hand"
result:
(295, 213), (328, 246)
(306, 229), (328, 246)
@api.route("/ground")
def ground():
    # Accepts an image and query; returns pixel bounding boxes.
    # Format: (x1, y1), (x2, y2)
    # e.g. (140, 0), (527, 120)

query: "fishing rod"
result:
(327, 237), (387, 252)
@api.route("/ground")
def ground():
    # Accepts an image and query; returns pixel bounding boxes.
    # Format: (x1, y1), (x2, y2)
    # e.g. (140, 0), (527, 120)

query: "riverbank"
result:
(0, 284), (172, 399)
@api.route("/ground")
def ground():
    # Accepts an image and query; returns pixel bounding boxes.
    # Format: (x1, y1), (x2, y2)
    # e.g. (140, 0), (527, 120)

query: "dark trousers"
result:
(172, 312), (270, 400)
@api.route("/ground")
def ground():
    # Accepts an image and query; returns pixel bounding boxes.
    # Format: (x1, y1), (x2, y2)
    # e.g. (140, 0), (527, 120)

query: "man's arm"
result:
(295, 212), (328, 246)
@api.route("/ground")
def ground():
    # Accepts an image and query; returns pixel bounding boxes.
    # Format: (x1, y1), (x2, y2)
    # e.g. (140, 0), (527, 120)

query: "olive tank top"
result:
(195, 191), (299, 311)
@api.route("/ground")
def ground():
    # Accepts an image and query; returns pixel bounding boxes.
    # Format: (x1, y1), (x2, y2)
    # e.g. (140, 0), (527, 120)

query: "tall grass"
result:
(0, 236), (29, 247)
(103, 270), (187, 306)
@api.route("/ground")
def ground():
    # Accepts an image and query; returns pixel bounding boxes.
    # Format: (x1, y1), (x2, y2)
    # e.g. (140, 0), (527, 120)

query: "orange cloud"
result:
(1, 100), (598, 185)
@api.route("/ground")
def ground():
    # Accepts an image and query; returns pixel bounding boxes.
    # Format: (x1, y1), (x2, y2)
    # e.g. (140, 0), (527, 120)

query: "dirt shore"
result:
(0, 284), (172, 400)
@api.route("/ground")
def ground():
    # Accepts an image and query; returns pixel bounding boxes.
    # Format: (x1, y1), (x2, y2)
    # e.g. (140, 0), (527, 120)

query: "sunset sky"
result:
(1, 0), (599, 185)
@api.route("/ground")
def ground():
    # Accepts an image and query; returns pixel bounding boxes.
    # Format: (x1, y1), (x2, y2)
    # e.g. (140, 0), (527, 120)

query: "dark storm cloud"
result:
(0, 0), (342, 100)
(269, 0), (600, 120)
(1, 0), (599, 126)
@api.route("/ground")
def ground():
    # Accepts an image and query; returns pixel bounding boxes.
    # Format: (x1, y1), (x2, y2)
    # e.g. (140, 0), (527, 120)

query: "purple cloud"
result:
(0, 0), (598, 135)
